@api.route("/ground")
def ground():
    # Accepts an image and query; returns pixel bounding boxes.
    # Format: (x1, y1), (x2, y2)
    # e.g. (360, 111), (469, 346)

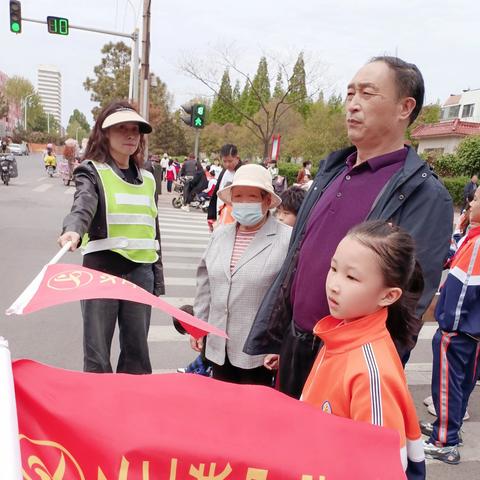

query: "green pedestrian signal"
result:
(192, 104), (206, 129)
(47, 16), (69, 35)
(9, 1), (22, 34)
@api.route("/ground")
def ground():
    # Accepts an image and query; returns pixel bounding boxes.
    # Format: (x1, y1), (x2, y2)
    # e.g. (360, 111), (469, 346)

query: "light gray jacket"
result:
(194, 214), (292, 369)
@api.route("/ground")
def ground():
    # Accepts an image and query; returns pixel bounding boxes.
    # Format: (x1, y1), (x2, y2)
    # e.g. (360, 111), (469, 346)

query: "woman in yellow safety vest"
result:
(58, 101), (164, 374)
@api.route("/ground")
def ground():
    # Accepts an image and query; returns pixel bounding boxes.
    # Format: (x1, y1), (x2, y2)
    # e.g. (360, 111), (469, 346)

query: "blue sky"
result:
(2, 0), (478, 126)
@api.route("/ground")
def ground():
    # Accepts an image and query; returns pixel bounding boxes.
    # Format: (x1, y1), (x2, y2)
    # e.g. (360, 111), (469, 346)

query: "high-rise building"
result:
(37, 65), (62, 126)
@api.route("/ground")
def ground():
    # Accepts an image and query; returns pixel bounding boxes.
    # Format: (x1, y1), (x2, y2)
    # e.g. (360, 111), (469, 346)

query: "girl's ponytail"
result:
(348, 221), (425, 352)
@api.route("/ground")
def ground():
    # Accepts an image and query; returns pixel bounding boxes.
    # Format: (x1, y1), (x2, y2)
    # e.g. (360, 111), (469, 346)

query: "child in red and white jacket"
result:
(421, 188), (480, 465)
(301, 221), (425, 479)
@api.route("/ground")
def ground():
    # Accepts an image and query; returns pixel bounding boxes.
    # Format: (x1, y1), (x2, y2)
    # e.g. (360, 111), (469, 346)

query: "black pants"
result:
(212, 354), (273, 386)
(278, 321), (321, 399)
(81, 264), (154, 374)
(167, 180), (173, 192)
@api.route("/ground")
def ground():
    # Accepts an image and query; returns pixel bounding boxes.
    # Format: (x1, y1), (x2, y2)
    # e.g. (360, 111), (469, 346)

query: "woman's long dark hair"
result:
(348, 220), (424, 351)
(82, 100), (146, 167)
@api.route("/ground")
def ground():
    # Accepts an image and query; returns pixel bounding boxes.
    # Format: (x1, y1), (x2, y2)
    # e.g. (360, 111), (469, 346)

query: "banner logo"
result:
(47, 270), (93, 291)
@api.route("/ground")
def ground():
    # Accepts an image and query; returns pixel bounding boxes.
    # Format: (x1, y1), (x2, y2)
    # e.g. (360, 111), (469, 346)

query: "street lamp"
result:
(75, 126), (81, 144)
(22, 93), (35, 130)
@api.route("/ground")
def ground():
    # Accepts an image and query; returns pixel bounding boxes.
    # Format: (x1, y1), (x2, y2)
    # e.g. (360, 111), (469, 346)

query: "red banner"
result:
(6, 263), (226, 339)
(13, 360), (406, 479)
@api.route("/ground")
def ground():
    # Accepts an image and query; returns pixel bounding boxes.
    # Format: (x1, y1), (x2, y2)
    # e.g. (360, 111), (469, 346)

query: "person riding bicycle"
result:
(43, 143), (57, 170)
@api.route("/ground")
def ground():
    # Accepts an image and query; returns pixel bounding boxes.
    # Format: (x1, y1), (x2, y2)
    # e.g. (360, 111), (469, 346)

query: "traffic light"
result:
(180, 103), (193, 127)
(47, 16), (69, 35)
(180, 103), (206, 128)
(192, 104), (206, 129)
(9, 1), (22, 34)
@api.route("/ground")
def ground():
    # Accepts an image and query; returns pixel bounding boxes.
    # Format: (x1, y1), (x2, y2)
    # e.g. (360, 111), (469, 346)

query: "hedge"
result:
(278, 162), (319, 186)
(441, 176), (469, 207)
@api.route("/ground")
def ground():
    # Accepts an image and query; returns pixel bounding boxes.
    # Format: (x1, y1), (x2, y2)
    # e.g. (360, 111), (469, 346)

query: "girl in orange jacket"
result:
(301, 220), (426, 480)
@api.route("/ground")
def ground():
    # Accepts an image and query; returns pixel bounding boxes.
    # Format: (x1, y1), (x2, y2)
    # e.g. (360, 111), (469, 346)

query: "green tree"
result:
(407, 102), (441, 146)
(4, 76), (34, 104)
(456, 135), (480, 176)
(287, 52), (310, 117)
(286, 97), (349, 162)
(273, 71), (285, 99)
(83, 41), (131, 117)
(0, 91), (9, 120)
(148, 75), (187, 156)
(68, 109), (90, 132)
(66, 109), (91, 142)
(183, 51), (322, 159)
(210, 70), (237, 124)
(246, 56), (271, 115)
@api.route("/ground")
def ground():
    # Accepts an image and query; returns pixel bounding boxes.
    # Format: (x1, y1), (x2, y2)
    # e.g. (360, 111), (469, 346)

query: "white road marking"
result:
(164, 277), (196, 286)
(418, 324), (438, 340)
(163, 263), (198, 271)
(148, 325), (189, 342)
(161, 235), (209, 243)
(160, 296), (195, 306)
(33, 183), (53, 193)
(160, 228), (210, 236)
(162, 242), (206, 250)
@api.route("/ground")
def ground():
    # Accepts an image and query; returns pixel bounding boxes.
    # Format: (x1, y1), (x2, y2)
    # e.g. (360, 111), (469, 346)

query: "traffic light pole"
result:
(194, 129), (200, 161)
(21, 17), (140, 106)
(138, 0), (151, 159)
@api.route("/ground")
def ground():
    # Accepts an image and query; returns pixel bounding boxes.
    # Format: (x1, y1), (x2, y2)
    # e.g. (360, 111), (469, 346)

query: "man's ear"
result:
(399, 97), (416, 123)
(379, 287), (402, 307)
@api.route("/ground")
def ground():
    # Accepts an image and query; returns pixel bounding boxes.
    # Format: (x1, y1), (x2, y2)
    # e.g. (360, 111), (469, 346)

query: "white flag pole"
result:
(0, 338), (22, 479)
(47, 241), (72, 265)
(6, 241), (73, 315)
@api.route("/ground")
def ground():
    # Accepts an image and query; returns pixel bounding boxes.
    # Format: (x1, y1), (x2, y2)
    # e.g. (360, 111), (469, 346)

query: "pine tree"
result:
(273, 71), (285, 99)
(288, 52), (310, 117)
(232, 80), (242, 124)
(209, 70), (236, 124)
(247, 56), (271, 115)
(238, 78), (251, 118)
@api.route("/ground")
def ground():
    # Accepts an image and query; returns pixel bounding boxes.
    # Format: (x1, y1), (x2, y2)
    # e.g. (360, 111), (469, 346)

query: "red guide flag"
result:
(6, 263), (226, 339)
(13, 360), (406, 479)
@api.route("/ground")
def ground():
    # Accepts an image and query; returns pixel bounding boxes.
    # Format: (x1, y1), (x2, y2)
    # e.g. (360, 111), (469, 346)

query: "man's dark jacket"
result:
(180, 158), (197, 177)
(207, 160), (243, 221)
(244, 145), (454, 355)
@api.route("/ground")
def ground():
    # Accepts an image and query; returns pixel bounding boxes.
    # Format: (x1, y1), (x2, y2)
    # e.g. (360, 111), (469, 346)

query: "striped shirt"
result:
(230, 228), (259, 272)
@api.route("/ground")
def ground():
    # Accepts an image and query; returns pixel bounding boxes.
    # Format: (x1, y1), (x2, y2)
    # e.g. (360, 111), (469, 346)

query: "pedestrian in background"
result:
(462, 174), (478, 210)
(191, 164), (291, 385)
(160, 153), (169, 179)
(58, 100), (165, 375)
(207, 144), (243, 231)
(166, 158), (177, 193)
(296, 160), (312, 185)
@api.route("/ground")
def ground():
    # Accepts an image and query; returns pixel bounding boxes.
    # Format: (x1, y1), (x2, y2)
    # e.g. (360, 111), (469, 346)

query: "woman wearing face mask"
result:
(191, 164), (292, 385)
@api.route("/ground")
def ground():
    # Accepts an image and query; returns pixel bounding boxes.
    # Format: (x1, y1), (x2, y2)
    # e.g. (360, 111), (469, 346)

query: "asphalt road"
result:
(0, 153), (478, 479)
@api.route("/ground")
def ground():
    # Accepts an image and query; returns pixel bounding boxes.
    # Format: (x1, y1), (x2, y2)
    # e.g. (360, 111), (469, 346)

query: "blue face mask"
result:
(231, 202), (265, 226)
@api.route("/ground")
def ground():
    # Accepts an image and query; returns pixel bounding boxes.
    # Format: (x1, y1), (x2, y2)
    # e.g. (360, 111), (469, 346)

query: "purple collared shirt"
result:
(291, 147), (408, 331)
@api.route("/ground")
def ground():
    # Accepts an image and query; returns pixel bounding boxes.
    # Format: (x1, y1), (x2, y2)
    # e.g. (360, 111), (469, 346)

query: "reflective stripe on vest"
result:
(82, 160), (158, 263)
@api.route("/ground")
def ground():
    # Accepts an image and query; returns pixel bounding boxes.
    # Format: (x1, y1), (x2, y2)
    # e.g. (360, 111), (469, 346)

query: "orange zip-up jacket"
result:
(301, 308), (425, 479)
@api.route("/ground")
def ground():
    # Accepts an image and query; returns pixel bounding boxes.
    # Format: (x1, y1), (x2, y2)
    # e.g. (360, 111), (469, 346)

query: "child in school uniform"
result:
(301, 220), (426, 480)
(420, 188), (480, 464)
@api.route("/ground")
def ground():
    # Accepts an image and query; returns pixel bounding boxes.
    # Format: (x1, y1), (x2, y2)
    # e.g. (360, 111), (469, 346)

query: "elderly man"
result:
(244, 56), (453, 400)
